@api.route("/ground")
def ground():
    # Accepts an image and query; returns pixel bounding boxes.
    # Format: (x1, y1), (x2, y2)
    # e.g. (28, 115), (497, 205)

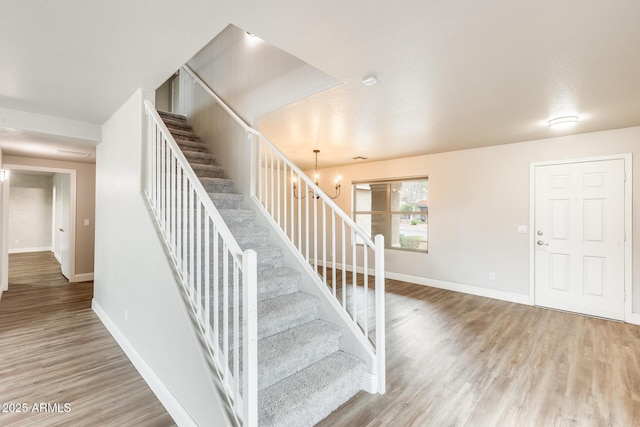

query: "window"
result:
(353, 177), (428, 252)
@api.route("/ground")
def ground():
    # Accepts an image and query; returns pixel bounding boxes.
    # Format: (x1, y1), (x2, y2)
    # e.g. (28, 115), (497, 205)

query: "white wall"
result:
(312, 126), (640, 312)
(94, 88), (233, 426)
(184, 24), (339, 124)
(8, 172), (53, 253)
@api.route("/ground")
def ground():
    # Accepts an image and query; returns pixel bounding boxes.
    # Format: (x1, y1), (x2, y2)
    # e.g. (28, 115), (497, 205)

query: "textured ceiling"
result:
(1, 0), (639, 168)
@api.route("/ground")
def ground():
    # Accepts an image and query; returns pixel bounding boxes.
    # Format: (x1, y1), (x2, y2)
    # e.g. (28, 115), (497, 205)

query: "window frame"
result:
(352, 176), (429, 253)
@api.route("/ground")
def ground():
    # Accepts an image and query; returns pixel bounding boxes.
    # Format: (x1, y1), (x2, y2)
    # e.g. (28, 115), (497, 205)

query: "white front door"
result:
(534, 159), (625, 320)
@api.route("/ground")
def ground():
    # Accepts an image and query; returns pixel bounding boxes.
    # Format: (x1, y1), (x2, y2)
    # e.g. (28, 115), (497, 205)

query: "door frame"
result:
(1, 164), (77, 286)
(529, 153), (633, 322)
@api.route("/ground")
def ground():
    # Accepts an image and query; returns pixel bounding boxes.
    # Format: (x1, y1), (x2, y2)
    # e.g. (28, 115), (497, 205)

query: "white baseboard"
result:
(318, 261), (532, 306)
(91, 299), (197, 427)
(362, 372), (378, 394)
(71, 272), (94, 283)
(9, 246), (52, 254)
(626, 313), (640, 326)
(386, 271), (532, 306)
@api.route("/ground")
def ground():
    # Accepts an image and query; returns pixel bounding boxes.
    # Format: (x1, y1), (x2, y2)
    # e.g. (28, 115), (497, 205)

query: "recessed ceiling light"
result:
(548, 115), (579, 129)
(362, 75), (378, 86)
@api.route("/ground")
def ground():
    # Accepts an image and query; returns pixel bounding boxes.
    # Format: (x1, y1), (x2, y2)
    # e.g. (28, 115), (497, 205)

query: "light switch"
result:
(517, 225), (528, 234)
(84, 219), (90, 226)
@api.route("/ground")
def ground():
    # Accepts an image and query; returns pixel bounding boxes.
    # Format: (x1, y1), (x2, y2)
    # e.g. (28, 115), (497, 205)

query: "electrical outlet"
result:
(517, 225), (528, 234)
(489, 272), (496, 280)
(124, 309), (129, 322)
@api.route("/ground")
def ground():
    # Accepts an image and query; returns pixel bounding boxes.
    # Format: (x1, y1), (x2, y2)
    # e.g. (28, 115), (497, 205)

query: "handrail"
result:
(182, 65), (385, 395)
(143, 100), (258, 425)
(182, 65), (259, 137)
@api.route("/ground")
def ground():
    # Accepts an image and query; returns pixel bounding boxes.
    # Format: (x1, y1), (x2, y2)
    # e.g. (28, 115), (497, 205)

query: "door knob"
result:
(59, 228), (64, 232)
(536, 240), (548, 246)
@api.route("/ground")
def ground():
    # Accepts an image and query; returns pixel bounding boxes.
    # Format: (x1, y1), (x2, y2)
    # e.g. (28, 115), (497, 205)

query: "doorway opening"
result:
(1, 165), (78, 292)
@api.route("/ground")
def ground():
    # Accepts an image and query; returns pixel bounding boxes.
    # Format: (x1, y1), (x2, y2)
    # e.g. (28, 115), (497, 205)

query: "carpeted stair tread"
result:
(255, 246), (283, 270)
(158, 111), (187, 121)
(167, 127), (199, 140)
(163, 119), (193, 131)
(182, 150), (216, 165)
(208, 245), (283, 272)
(163, 119), (190, 128)
(230, 225), (270, 248)
(200, 177), (234, 193)
(209, 192), (244, 209)
(176, 139), (208, 152)
(205, 266), (299, 303)
(258, 320), (341, 391)
(257, 267), (300, 300)
(258, 351), (365, 427)
(219, 209), (257, 228)
(258, 292), (319, 339)
(192, 163), (225, 178)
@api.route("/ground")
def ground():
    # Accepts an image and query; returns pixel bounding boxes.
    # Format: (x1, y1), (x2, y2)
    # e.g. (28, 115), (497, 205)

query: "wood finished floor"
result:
(318, 276), (640, 427)
(0, 252), (175, 427)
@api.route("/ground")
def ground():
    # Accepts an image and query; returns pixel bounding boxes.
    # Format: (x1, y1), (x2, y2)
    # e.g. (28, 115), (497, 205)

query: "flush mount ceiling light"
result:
(548, 115), (579, 129)
(362, 75), (378, 86)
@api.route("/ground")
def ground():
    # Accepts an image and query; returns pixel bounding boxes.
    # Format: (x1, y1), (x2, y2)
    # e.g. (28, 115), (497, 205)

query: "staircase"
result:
(158, 111), (365, 427)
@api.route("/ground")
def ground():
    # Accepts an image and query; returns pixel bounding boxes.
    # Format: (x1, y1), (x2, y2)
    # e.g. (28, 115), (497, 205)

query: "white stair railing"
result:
(182, 65), (386, 394)
(143, 101), (258, 426)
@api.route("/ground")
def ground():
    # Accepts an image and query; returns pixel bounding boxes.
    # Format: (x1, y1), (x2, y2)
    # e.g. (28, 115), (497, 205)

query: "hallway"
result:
(0, 252), (174, 426)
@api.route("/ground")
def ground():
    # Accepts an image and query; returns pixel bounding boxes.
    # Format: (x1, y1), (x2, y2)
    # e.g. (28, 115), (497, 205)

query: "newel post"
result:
(374, 234), (386, 394)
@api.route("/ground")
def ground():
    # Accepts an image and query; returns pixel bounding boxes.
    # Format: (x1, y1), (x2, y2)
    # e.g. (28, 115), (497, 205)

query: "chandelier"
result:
(293, 149), (341, 200)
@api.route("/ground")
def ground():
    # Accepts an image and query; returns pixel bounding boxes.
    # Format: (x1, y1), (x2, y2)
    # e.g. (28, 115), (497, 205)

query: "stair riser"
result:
(176, 140), (208, 152)
(183, 152), (216, 165)
(221, 216), (256, 229)
(194, 167), (225, 179)
(196, 273), (300, 302)
(202, 182), (234, 193)
(183, 246), (283, 270)
(164, 121), (192, 131)
(258, 295), (319, 339)
(257, 274), (300, 301)
(210, 195), (244, 210)
(233, 233), (269, 248)
(212, 294), (320, 349)
(158, 112), (187, 121)
(169, 128), (199, 140)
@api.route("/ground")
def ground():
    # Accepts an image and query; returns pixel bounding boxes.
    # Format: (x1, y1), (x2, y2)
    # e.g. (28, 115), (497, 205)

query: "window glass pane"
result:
(392, 213), (428, 250)
(354, 183), (387, 212)
(354, 184), (372, 211)
(352, 177), (428, 252)
(355, 213), (386, 241)
(390, 180), (428, 213)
